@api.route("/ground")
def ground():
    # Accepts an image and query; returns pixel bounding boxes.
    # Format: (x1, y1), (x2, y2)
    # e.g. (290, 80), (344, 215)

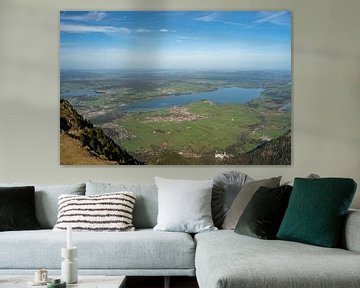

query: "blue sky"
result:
(60, 11), (291, 71)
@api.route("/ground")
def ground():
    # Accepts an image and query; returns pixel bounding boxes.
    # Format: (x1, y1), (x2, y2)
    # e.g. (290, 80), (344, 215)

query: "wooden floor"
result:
(126, 276), (199, 288)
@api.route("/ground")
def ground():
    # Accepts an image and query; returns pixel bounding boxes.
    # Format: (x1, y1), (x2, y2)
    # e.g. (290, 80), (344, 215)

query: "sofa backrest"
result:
(86, 181), (158, 229)
(341, 209), (360, 253)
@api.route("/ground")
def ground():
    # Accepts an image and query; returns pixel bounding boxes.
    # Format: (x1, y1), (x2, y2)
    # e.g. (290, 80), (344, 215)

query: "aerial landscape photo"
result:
(60, 11), (292, 165)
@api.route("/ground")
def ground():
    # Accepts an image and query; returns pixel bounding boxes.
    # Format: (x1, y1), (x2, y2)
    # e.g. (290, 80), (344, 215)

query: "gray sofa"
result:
(0, 181), (360, 288)
(195, 213), (360, 288)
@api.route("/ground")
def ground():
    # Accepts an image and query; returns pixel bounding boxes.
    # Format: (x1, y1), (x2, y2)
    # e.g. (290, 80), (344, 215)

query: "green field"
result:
(119, 101), (290, 163)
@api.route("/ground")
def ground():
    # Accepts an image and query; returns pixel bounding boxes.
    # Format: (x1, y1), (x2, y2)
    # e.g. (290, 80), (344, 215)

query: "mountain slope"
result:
(60, 134), (118, 165)
(60, 99), (142, 165)
(224, 133), (291, 165)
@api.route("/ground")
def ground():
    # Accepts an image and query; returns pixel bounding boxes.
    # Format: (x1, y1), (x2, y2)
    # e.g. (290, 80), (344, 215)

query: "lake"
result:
(61, 90), (100, 97)
(121, 87), (263, 113)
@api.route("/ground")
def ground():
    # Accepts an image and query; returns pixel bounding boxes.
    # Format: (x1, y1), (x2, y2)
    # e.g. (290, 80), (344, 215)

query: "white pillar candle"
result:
(67, 225), (72, 249)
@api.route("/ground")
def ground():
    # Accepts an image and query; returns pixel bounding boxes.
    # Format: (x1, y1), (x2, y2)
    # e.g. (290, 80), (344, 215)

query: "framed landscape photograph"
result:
(60, 11), (292, 165)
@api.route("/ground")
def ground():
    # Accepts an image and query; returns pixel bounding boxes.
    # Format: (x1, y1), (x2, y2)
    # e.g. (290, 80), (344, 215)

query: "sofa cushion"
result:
(234, 185), (292, 239)
(195, 230), (360, 288)
(53, 192), (136, 232)
(86, 181), (158, 229)
(222, 177), (281, 229)
(282, 173), (320, 186)
(0, 183), (86, 229)
(0, 186), (40, 231)
(342, 209), (360, 253)
(277, 178), (357, 247)
(212, 171), (251, 228)
(0, 229), (195, 271)
(153, 177), (216, 233)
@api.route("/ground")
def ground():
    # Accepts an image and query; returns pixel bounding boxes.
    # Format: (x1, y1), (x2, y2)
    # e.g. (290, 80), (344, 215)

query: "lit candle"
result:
(67, 225), (72, 249)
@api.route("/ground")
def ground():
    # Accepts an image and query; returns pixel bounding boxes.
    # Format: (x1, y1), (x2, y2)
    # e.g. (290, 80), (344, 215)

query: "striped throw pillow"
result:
(53, 192), (136, 231)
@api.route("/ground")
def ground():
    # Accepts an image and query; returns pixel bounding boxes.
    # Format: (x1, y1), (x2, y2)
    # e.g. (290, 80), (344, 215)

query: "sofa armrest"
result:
(342, 209), (360, 253)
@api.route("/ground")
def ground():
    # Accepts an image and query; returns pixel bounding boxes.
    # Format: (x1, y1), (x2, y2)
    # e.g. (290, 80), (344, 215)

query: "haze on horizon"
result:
(60, 11), (291, 71)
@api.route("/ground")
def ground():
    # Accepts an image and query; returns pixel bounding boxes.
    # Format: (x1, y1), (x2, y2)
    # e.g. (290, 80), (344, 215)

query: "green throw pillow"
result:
(277, 178), (357, 247)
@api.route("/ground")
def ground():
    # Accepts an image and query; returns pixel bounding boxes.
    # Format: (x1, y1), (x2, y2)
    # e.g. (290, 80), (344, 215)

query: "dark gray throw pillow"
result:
(212, 171), (250, 228)
(0, 186), (41, 231)
(223, 176), (281, 230)
(235, 185), (293, 239)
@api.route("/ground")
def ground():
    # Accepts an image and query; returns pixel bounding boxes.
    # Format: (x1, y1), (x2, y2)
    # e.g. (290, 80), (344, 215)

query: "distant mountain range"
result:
(60, 99), (142, 165)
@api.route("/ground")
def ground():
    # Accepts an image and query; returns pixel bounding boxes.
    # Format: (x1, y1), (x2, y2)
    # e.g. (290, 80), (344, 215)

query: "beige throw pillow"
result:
(222, 177), (281, 230)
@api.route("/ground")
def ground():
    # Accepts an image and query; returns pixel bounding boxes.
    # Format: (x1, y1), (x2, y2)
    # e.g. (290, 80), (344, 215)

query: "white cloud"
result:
(196, 11), (290, 28)
(254, 11), (290, 26)
(60, 24), (177, 35)
(160, 29), (176, 33)
(195, 12), (219, 22)
(61, 11), (107, 22)
(60, 23), (131, 34)
(195, 12), (244, 27)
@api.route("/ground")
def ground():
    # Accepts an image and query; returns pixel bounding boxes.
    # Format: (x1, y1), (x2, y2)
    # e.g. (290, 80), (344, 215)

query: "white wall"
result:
(0, 0), (359, 208)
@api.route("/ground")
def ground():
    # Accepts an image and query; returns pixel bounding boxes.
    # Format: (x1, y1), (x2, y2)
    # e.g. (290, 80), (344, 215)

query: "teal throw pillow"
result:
(277, 178), (357, 247)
